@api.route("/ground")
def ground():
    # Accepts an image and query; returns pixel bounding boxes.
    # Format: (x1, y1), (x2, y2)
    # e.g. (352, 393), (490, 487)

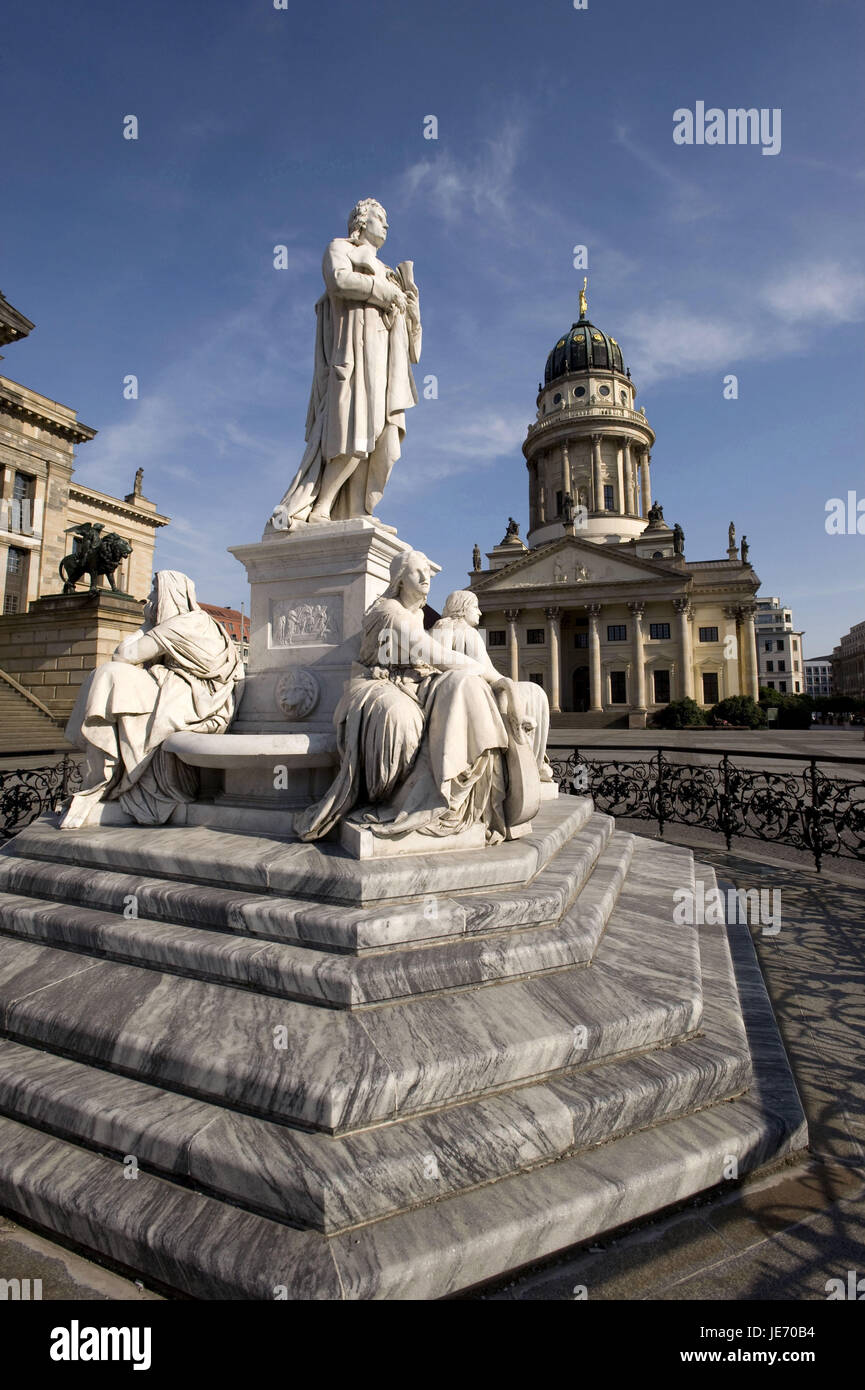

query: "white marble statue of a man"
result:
(271, 198), (421, 532)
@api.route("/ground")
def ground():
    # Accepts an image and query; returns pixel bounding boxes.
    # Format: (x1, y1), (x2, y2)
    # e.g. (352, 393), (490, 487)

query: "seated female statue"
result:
(295, 549), (534, 843)
(61, 570), (243, 828)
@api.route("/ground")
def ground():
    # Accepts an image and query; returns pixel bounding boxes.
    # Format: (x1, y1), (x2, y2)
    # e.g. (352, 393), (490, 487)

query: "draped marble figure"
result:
(295, 551), (537, 844)
(432, 590), (554, 786)
(61, 570), (243, 828)
(271, 198), (421, 531)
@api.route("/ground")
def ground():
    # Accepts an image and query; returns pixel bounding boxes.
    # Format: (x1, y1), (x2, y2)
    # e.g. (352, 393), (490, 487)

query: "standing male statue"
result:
(270, 198), (421, 532)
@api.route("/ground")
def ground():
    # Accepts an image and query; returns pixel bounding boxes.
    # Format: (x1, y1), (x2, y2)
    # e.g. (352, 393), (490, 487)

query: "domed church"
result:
(468, 284), (761, 726)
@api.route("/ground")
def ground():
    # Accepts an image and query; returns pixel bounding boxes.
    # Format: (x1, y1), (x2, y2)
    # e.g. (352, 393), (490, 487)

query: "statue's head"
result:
(383, 548), (431, 610)
(348, 198), (388, 248)
(144, 570), (198, 627)
(442, 590), (481, 628)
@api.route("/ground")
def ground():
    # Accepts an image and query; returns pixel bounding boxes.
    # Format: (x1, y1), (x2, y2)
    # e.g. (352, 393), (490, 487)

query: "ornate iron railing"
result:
(0, 754), (83, 841)
(548, 745), (865, 872)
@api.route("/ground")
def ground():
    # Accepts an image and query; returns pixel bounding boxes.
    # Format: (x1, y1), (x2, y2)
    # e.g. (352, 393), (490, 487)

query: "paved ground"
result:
(467, 842), (865, 1300)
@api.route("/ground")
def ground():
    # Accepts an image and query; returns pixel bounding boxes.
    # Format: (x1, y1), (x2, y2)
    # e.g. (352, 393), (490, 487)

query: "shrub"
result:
(709, 695), (766, 728)
(775, 694), (814, 729)
(652, 697), (707, 729)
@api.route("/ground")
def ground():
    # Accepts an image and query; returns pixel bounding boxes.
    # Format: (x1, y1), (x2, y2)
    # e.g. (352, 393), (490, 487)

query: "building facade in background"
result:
(0, 290), (169, 614)
(754, 597), (804, 694)
(832, 622), (865, 700)
(468, 289), (761, 725)
(200, 604), (250, 664)
(804, 655), (833, 699)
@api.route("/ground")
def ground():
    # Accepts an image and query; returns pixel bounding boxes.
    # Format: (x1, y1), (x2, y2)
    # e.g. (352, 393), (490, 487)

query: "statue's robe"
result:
(275, 238), (421, 525)
(66, 609), (242, 825)
(295, 599), (511, 842)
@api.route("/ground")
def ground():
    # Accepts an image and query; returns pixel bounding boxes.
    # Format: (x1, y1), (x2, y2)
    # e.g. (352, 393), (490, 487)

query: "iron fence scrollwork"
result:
(0, 754), (83, 840)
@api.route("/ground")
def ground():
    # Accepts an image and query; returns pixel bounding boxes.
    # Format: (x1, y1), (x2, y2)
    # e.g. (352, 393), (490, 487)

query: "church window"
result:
(652, 551), (663, 558)
(779, 681), (787, 693)
(767, 681), (775, 689)
(6, 547), (25, 574)
(599, 385), (610, 396)
(698, 627), (719, 643)
(553, 393), (562, 405)
(766, 661), (774, 672)
(3, 593), (19, 614)
(528, 673), (544, 688)
(487, 630), (506, 646)
(526, 628), (545, 645)
(574, 632), (588, 648)
(653, 669), (671, 703)
(795, 681), (801, 692)
(776, 640), (784, 651)
(607, 624), (627, 642)
(702, 672), (719, 704)
(649, 623), (670, 640)
(574, 386), (586, 397)
(609, 670), (627, 703)
(764, 640), (772, 651)
(777, 660), (786, 671)
(603, 485), (614, 510)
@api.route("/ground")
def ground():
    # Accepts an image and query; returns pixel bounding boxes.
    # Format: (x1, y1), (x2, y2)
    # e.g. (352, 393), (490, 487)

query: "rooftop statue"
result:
(578, 276), (588, 319)
(60, 570), (243, 828)
(270, 198), (421, 532)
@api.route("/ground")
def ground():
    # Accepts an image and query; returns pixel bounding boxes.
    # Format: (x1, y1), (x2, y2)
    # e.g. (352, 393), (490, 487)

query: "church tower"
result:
(526, 281), (655, 547)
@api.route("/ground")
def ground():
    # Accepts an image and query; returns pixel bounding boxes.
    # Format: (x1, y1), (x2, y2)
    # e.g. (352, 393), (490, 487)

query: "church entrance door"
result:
(572, 665), (590, 713)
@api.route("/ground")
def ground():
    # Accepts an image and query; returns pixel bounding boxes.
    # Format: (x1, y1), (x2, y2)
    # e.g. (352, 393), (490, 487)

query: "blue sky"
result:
(4, 0), (863, 656)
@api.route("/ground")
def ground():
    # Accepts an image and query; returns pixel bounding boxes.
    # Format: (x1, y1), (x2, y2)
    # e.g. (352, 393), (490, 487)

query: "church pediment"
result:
(474, 536), (681, 593)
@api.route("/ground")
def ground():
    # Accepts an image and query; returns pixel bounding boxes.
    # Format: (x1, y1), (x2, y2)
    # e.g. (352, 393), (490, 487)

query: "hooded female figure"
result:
(61, 570), (242, 828)
(295, 549), (534, 843)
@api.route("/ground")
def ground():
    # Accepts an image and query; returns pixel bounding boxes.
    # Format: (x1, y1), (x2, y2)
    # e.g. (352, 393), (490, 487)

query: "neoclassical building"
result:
(468, 288), (760, 725)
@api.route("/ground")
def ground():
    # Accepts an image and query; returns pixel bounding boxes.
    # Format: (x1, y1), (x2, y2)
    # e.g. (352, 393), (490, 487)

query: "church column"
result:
(622, 439), (636, 514)
(628, 601), (647, 712)
(591, 434), (604, 512)
(505, 609), (521, 683)
(587, 603), (603, 711)
(615, 439), (626, 515)
(725, 605), (742, 696)
(545, 606), (562, 713)
(739, 604), (759, 701)
(561, 441), (571, 500)
(640, 449), (652, 517)
(674, 598), (694, 699)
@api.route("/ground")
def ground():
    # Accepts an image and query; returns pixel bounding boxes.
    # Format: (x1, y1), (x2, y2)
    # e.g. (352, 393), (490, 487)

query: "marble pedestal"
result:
(0, 798), (806, 1298)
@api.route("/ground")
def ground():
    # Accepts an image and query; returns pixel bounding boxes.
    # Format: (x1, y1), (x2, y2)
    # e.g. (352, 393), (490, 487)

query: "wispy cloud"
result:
(613, 124), (719, 223)
(761, 261), (865, 324)
(399, 122), (525, 227)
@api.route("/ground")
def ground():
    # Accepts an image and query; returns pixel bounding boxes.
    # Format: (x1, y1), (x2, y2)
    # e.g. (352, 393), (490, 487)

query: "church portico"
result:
(468, 284), (761, 724)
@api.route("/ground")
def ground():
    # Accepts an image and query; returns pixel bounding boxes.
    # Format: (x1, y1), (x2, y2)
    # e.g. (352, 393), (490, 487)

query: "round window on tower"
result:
(553, 392), (562, 405)
(574, 386), (586, 398)
(599, 385), (610, 396)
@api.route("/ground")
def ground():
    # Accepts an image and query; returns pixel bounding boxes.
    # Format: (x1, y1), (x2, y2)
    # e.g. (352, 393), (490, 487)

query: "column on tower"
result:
(725, 605), (742, 696)
(545, 606), (562, 713)
(561, 441), (571, 500)
(615, 440), (626, 515)
(674, 598), (694, 699)
(640, 449), (652, 517)
(591, 434), (604, 512)
(622, 439), (636, 514)
(505, 609), (520, 683)
(628, 601), (647, 712)
(587, 603), (603, 711)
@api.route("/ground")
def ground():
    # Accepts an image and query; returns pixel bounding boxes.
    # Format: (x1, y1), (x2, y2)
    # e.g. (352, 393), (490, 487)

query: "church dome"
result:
(544, 315), (625, 385)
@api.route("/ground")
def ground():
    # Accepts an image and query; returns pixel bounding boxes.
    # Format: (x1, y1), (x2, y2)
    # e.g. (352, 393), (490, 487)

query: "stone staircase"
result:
(0, 668), (68, 755)
(0, 797), (806, 1298)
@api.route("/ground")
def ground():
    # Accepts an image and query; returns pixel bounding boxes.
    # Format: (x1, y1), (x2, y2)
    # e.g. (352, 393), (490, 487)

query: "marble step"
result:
(0, 907), (807, 1298)
(0, 840), (699, 1133)
(0, 812), (615, 956)
(0, 830), (632, 1007)
(0, 880), (748, 1233)
(5, 797), (592, 907)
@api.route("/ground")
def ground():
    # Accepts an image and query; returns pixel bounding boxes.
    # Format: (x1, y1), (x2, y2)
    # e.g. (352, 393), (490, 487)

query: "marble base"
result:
(0, 799), (806, 1297)
(339, 819), (486, 860)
